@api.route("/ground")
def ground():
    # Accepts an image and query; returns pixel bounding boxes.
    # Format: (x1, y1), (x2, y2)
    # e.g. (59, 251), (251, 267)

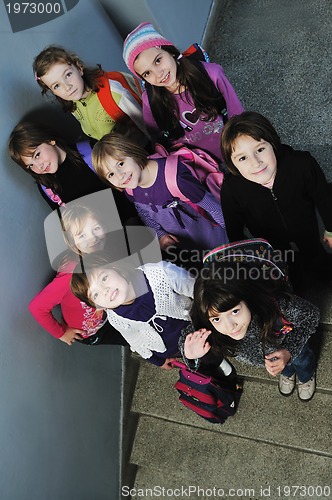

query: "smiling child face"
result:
(20, 141), (62, 174)
(133, 47), (179, 93)
(208, 301), (251, 340)
(102, 155), (143, 190)
(72, 217), (106, 254)
(230, 135), (277, 186)
(88, 267), (136, 309)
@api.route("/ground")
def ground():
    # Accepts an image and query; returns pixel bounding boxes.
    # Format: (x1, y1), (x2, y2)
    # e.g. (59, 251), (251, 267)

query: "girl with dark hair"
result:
(33, 45), (148, 144)
(180, 259), (320, 402)
(220, 111), (332, 289)
(8, 121), (108, 209)
(8, 121), (137, 223)
(123, 23), (243, 161)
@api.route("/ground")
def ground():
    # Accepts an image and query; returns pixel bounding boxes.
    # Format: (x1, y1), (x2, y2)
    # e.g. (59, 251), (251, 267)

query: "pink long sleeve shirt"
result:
(29, 265), (104, 339)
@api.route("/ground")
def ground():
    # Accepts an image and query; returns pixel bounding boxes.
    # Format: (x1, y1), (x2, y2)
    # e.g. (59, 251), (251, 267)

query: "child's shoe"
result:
(278, 373), (296, 396)
(297, 374), (316, 402)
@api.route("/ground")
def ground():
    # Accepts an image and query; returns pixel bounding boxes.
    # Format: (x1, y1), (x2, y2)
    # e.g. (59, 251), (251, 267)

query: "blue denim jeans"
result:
(281, 342), (316, 383)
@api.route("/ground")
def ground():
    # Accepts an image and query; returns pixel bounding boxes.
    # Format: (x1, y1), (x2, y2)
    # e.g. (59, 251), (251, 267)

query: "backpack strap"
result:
(40, 184), (65, 206)
(97, 71), (142, 122)
(182, 43), (210, 63)
(126, 152), (209, 220)
(125, 155), (190, 202)
(164, 155), (190, 203)
(163, 155), (212, 222)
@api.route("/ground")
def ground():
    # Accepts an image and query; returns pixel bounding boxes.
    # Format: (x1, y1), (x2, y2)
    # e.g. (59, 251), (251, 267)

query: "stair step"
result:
(122, 467), (185, 499)
(130, 415), (332, 496)
(131, 359), (332, 455)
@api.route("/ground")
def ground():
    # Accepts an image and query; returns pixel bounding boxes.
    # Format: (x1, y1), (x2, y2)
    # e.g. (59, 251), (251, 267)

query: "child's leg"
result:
(290, 343), (316, 384)
(285, 343), (316, 402)
(199, 350), (237, 382)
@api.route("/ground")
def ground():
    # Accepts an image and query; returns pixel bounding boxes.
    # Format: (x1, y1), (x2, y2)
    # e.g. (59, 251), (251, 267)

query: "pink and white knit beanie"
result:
(123, 22), (174, 76)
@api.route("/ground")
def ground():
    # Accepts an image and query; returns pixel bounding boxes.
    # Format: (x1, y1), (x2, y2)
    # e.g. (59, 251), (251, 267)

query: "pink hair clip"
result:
(34, 72), (40, 81)
(177, 54), (183, 60)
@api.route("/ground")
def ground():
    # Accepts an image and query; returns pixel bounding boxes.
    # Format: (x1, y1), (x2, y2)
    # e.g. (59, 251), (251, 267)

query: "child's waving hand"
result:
(184, 328), (212, 359)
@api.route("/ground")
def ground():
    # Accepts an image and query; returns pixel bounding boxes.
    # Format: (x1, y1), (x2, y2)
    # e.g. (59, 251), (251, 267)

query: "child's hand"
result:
(60, 327), (85, 346)
(184, 329), (212, 359)
(265, 349), (291, 376)
(160, 358), (177, 370)
(159, 234), (179, 251)
(323, 232), (332, 249)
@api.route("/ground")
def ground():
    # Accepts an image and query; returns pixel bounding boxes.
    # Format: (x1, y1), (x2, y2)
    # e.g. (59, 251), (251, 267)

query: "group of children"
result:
(8, 22), (332, 405)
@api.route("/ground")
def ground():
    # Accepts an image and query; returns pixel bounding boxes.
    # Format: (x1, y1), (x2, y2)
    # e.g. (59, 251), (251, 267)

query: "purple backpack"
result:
(125, 144), (225, 225)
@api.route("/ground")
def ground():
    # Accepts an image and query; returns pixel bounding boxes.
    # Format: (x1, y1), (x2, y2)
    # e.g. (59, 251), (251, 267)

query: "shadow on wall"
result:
(21, 104), (84, 144)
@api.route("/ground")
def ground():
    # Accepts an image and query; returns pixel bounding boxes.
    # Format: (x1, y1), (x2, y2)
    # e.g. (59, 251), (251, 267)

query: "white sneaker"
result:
(278, 373), (296, 396)
(297, 374), (316, 402)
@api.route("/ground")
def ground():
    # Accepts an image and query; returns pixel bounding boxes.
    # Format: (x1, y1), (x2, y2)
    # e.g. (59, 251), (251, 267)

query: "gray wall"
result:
(0, 0), (213, 498)
(100, 0), (213, 48)
(0, 2), (125, 499)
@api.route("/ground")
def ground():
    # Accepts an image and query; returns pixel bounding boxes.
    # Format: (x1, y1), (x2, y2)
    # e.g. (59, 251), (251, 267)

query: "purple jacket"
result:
(142, 62), (244, 160)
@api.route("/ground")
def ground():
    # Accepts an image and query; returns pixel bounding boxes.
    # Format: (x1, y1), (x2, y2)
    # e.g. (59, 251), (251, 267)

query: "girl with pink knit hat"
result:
(123, 22), (244, 163)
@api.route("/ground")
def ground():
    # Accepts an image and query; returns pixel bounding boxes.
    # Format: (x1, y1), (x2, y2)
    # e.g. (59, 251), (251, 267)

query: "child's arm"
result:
(303, 152), (332, 240)
(323, 231), (332, 249)
(58, 327), (85, 346)
(201, 62), (244, 118)
(196, 192), (226, 227)
(220, 180), (248, 241)
(263, 296), (320, 376)
(29, 272), (85, 342)
(161, 261), (196, 298)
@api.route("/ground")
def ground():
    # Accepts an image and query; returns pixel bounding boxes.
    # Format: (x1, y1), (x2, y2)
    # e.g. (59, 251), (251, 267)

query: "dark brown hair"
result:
(143, 45), (228, 144)
(8, 121), (84, 192)
(191, 260), (290, 357)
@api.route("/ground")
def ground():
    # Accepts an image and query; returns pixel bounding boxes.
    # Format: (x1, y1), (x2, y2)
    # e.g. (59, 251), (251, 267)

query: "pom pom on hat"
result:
(123, 22), (174, 76)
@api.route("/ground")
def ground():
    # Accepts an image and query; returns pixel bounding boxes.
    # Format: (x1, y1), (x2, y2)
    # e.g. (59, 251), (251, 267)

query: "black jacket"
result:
(221, 144), (332, 255)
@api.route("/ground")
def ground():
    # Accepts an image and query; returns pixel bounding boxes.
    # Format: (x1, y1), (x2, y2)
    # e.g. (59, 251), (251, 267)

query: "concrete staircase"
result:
(123, 321), (332, 499)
